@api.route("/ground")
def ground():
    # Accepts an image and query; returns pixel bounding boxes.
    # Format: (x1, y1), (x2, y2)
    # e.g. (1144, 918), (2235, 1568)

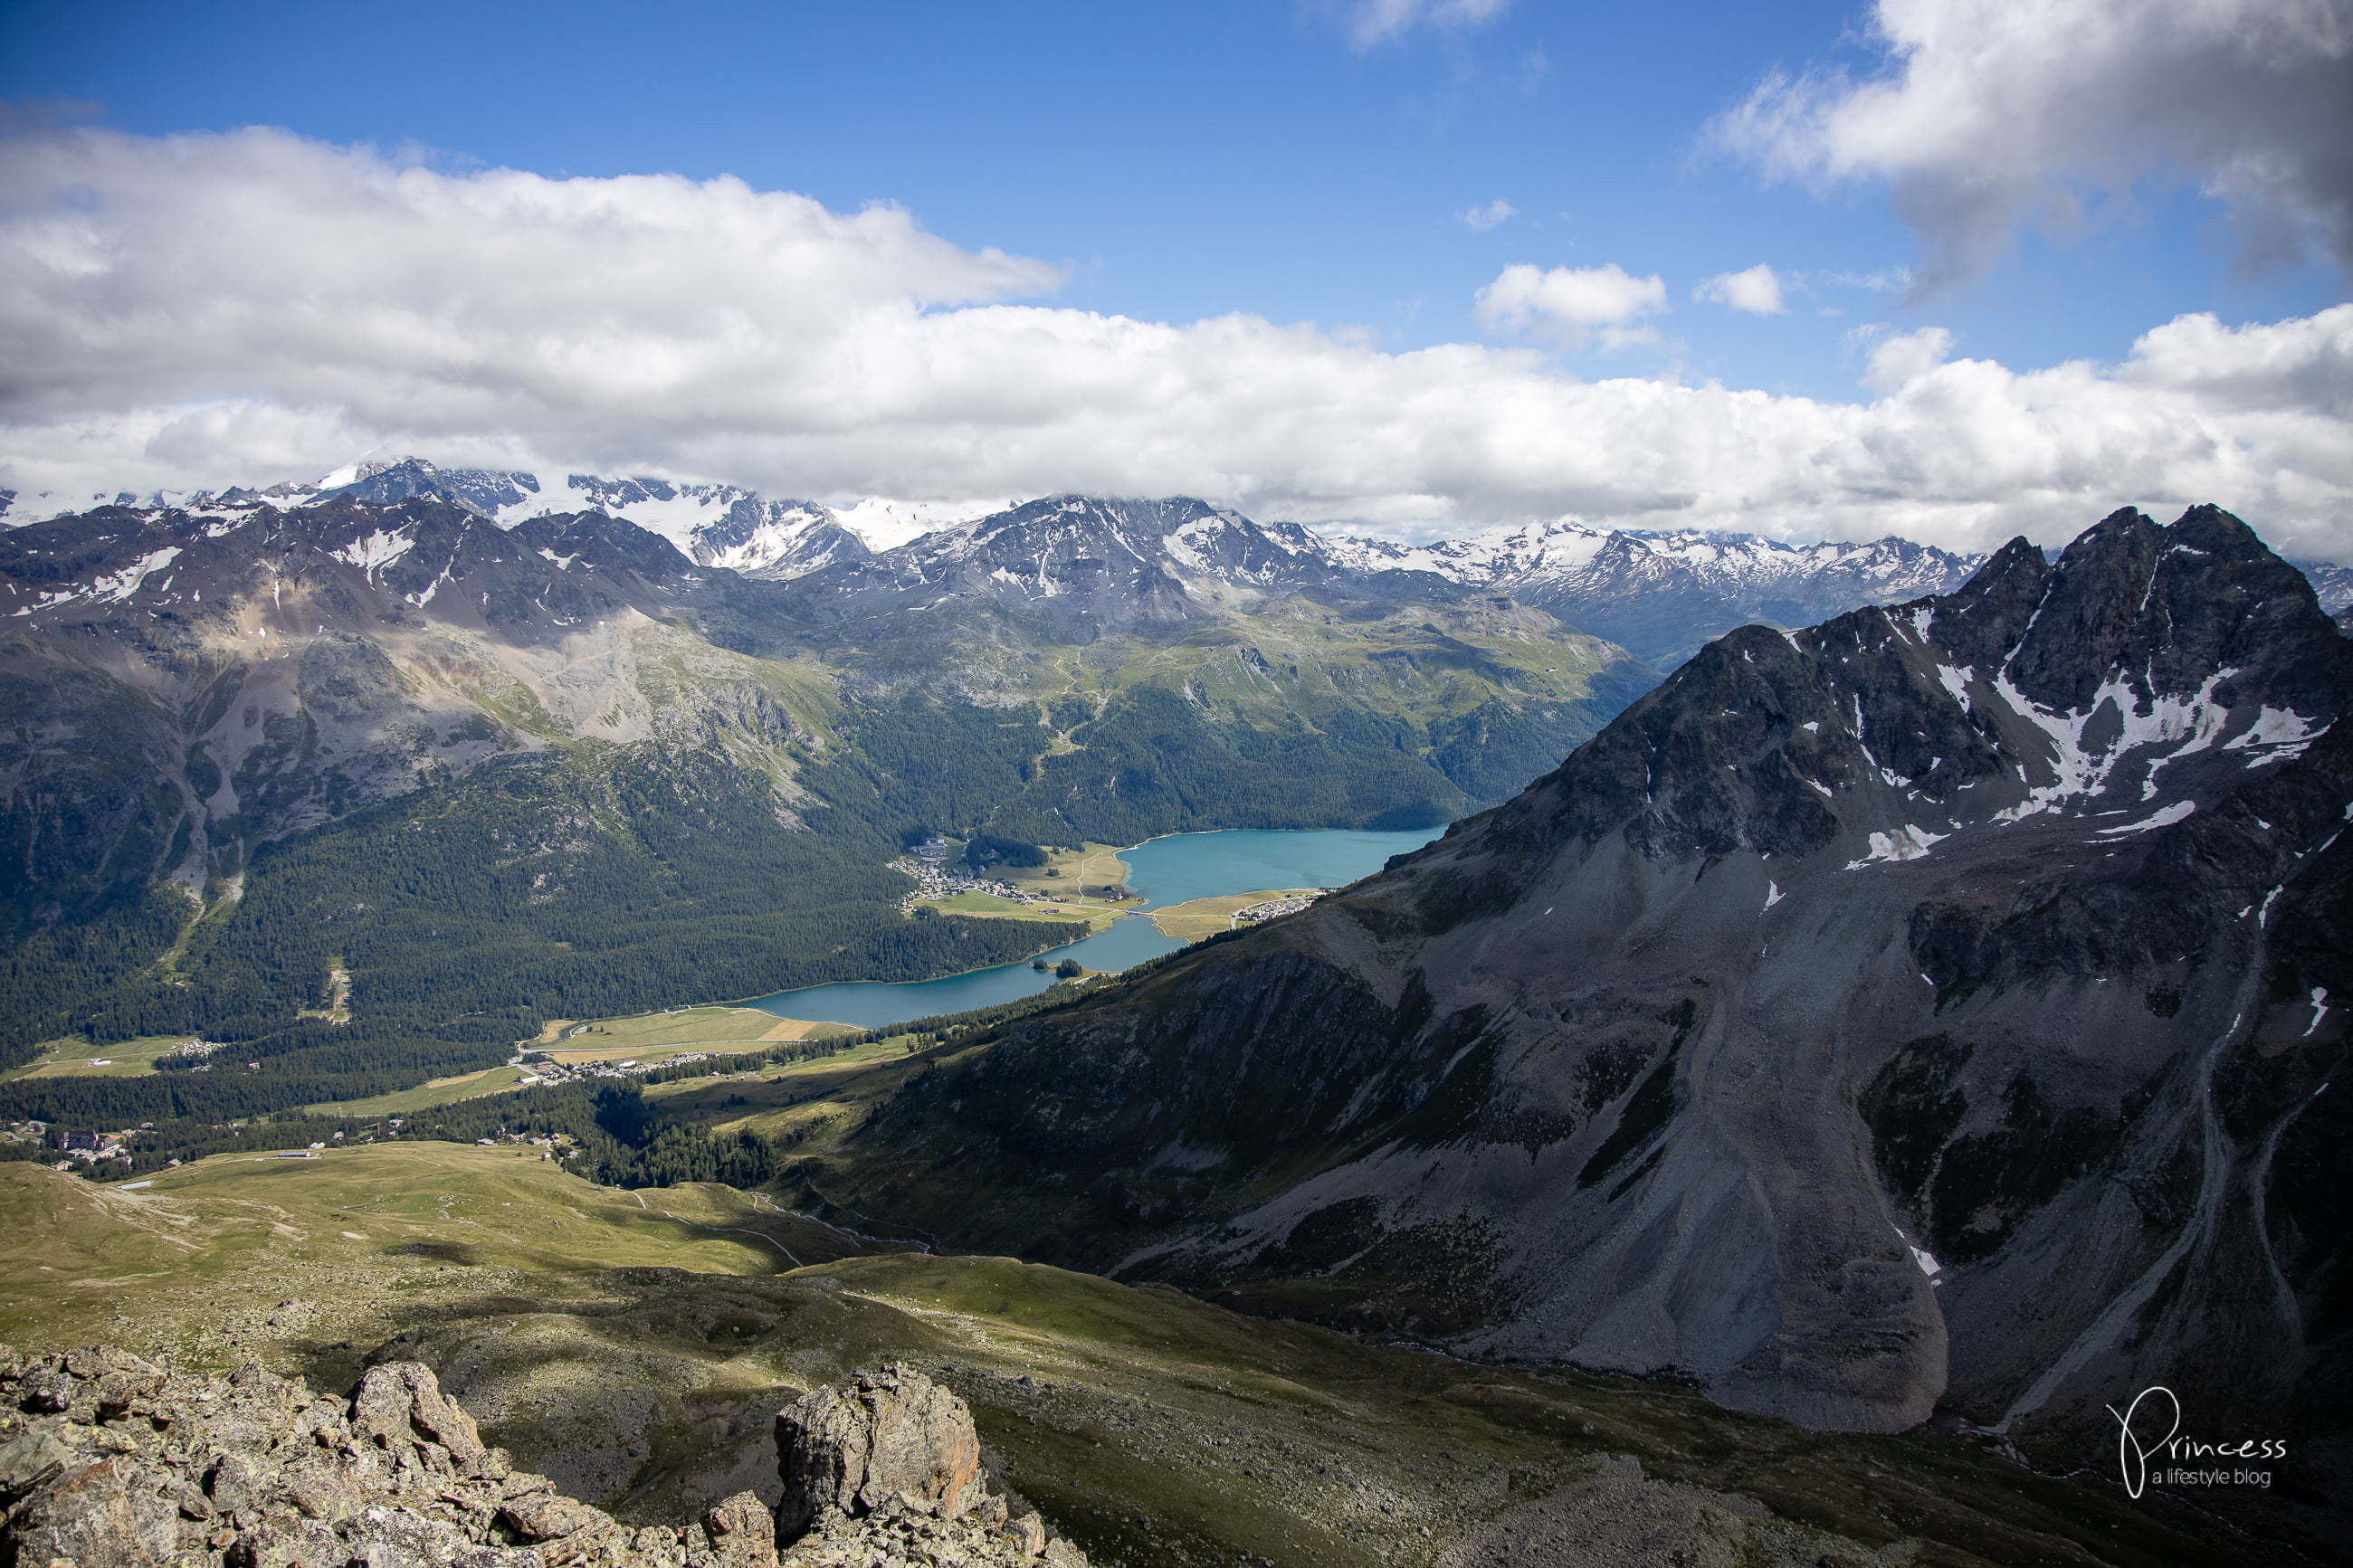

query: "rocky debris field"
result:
(0, 1345), (1084, 1568)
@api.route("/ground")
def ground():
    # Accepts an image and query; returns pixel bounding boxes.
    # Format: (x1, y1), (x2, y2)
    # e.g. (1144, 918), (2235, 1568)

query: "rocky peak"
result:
(321, 456), (545, 518)
(689, 499), (869, 579)
(788, 493), (1345, 640)
(0, 1346), (1085, 1568)
(1326, 516), (1986, 665)
(0, 495), (726, 642)
(1494, 505), (2346, 873)
(936, 496), (1324, 584)
(795, 504), (2353, 1443)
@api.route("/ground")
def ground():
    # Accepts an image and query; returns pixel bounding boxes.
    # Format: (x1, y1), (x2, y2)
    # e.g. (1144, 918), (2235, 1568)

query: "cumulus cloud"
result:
(1337, 0), (1512, 50)
(1458, 197), (1519, 231)
(1473, 262), (1669, 349)
(4, 127), (2351, 562)
(1856, 325), (1956, 391)
(1696, 263), (1787, 315)
(1715, 0), (2353, 287)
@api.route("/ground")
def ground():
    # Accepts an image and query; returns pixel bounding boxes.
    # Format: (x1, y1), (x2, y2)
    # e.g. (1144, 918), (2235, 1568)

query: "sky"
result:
(2, 0), (2348, 558)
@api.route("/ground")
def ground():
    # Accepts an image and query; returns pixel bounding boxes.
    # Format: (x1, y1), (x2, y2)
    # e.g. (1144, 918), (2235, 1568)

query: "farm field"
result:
(529, 1005), (802, 1050)
(1005, 841), (1136, 899)
(0, 1035), (195, 1081)
(1148, 889), (1319, 942)
(919, 889), (1119, 928)
(302, 1065), (536, 1117)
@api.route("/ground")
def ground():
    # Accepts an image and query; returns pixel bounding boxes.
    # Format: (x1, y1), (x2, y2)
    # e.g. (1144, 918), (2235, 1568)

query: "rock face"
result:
(770, 1364), (1083, 1567)
(798, 506), (2353, 1441)
(774, 1364), (983, 1535)
(0, 1345), (1084, 1568)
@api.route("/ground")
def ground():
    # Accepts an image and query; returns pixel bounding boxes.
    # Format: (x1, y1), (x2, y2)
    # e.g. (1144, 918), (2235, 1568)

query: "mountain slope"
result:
(748, 494), (1655, 839)
(786, 505), (2352, 1447)
(0, 1147), (2270, 1568)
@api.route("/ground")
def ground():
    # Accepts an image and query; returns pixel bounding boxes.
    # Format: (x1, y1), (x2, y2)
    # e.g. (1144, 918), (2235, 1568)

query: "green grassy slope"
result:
(0, 1145), (2263, 1568)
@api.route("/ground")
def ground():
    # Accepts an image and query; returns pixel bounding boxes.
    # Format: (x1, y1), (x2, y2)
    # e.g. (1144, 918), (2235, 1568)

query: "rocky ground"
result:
(0, 1347), (1084, 1567)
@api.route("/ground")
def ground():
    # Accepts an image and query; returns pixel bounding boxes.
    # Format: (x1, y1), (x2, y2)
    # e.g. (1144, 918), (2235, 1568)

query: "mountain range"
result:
(782, 505), (2351, 1459)
(14, 454), (2348, 662)
(0, 478), (1648, 1114)
(5, 459), (2341, 1124)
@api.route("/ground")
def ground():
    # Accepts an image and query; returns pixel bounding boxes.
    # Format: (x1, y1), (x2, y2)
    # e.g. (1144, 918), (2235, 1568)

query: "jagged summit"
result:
(735, 490), (1460, 652)
(0, 458), (879, 583)
(0, 491), (713, 638)
(788, 504), (2352, 1442)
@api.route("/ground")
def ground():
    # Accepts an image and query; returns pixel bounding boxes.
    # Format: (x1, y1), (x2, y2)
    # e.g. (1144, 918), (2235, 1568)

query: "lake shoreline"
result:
(731, 825), (1447, 1032)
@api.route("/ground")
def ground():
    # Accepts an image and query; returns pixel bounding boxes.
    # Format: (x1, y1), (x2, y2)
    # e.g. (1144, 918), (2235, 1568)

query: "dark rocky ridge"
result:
(790, 506), (2353, 1449)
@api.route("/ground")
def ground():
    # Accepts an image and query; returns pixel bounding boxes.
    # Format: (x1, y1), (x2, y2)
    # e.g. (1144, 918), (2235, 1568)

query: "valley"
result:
(0, 485), (1649, 1129)
(1, 480), (2346, 1563)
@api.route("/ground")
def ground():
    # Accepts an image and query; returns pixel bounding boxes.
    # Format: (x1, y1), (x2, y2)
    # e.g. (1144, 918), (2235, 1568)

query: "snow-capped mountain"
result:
(0, 458), (1008, 584)
(1329, 518), (1986, 666)
(797, 494), (1342, 622)
(9, 461), (2344, 665)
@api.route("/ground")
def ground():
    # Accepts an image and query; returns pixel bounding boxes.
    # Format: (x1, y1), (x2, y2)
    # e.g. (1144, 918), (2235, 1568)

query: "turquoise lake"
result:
(745, 825), (1445, 1031)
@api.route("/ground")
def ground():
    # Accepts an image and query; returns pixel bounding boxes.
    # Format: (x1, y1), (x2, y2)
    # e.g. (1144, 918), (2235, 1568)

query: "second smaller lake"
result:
(744, 824), (1443, 1031)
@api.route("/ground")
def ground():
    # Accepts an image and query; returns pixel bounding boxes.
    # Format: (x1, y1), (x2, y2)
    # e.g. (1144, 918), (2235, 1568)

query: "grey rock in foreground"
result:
(0, 1345), (1082, 1567)
(772, 1364), (1084, 1567)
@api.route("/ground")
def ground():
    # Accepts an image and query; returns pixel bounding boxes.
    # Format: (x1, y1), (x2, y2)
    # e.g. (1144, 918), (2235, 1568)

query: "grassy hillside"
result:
(0, 1033), (189, 1081)
(0, 1145), (2266, 1567)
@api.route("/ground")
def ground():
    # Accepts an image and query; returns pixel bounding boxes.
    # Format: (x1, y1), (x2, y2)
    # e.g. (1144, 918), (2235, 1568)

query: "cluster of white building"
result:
(887, 853), (1060, 915)
(1233, 893), (1324, 923)
(512, 1050), (718, 1087)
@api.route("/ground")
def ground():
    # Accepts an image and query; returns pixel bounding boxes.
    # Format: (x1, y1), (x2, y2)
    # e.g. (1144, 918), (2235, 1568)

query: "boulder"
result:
(702, 1489), (780, 1567)
(352, 1360), (497, 1474)
(773, 1363), (982, 1536)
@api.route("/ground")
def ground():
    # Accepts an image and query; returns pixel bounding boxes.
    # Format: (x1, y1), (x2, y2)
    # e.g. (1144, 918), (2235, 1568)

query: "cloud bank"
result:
(3, 127), (2349, 561)
(1716, 0), (2353, 287)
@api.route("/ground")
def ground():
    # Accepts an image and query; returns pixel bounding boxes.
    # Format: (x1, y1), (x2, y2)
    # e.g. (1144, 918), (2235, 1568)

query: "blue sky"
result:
(9, 0), (2335, 399)
(2, 0), (2347, 556)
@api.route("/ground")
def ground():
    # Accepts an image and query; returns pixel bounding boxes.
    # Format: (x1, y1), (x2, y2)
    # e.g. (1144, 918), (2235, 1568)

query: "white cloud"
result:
(4, 128), (2351, 563)
(1338, 0), (1512, 50)
(1852, 325), (1958, 392)
(1714, 0), (2353, 286)
(1458, 198), (1519, 232)
(1474, 262), (1669, 349)
(1696, 263), (1787, 315)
